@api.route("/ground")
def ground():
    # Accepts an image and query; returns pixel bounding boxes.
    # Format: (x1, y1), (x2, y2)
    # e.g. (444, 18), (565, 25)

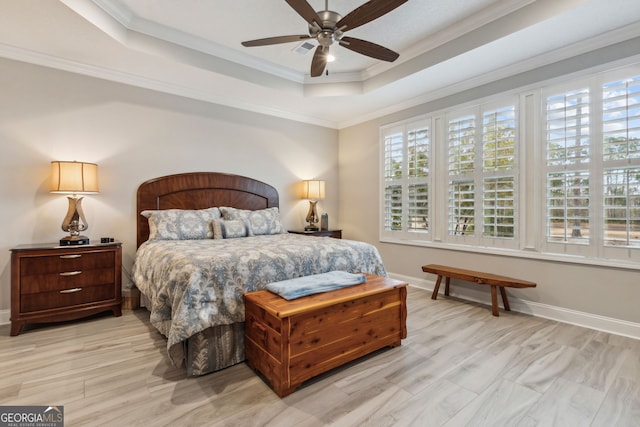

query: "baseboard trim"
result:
(391, 272), (640, 341)
(4, 276), (638, 340)
(0, 309), (9, 326)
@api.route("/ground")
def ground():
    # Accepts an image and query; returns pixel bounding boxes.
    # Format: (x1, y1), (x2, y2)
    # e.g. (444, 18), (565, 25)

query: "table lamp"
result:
(301, 180), (325, 231)
(50, 161), (99, 245)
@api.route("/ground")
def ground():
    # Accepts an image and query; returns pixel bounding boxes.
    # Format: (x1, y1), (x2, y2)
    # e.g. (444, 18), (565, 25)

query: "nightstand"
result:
(10, 242), (122, 336)
(289, 229), (342, 239)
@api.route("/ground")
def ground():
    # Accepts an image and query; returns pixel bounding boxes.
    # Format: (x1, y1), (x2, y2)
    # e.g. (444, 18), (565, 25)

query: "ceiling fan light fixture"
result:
(242, 0), (407, 77)
(326, 52), (336, 62)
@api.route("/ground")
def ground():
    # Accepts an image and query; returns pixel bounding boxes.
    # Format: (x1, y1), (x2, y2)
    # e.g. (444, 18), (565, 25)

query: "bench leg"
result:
(431, 275), (442, 300)
(500, 286), (511, 311)
(490, 285), (499, 316)
(444, 277), (451, 296)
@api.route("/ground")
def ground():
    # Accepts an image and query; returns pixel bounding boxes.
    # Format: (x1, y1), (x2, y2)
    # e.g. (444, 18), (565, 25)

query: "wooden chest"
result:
(244, 274), (407, 397)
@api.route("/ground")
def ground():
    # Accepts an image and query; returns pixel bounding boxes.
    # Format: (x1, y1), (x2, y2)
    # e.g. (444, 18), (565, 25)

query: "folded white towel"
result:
(266, 271), (366, 300)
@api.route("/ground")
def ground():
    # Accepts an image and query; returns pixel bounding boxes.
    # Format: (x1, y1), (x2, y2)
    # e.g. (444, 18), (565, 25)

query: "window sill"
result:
(379, 236), (640, 272)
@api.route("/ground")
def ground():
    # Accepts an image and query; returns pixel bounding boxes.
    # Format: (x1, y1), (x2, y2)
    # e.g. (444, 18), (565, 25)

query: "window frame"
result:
(380, 117), (432, 242)
(443, 98), (520, 250)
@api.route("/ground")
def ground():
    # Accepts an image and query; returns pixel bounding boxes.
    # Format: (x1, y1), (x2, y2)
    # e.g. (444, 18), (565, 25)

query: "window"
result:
(545, 170), (590, 245)
(446, 102), (518, 247)
(381, 119), (430, 239)
(482, 106), (517, 240)
(543, 88), (591, 250)
(447, 114), (476, 237)
(380, 63), (640, 265)
(602, 75), (640, 248)
(603, 167), (640, 247)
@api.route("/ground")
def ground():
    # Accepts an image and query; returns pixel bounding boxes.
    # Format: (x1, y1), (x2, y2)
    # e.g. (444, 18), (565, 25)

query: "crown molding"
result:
(0, 42), (339, 129)
(337, 23), (640, 129)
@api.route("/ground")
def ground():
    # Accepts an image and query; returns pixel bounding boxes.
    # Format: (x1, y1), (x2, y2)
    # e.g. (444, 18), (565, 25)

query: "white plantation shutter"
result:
(448, 114), (476, 237)
(603, 168), (640, 247)
(602, 74), (640, 248)
(546, 171), (590, 244)
(447, 103), (518, 243)
(407, 127), (429, 233)
(448, 180), (475, 235)
(483, 107), (516, 172)
(379, 64), (640, 263)
(602, 76), (640, 161)
(482, 106), (516, 238)
(546, 89), (590, 166)
(483, 177), (515, 238)
(408, 183), (429, 232)
(544, 87), (591, 250)
(448, 115), (475, 175)
(383, 132), (403, 231)
(381, 120), (430, 237)
(383, 184), (402, 231)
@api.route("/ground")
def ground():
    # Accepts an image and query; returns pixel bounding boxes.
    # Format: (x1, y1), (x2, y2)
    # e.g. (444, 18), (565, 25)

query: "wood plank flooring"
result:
(1, 287), (639, 426)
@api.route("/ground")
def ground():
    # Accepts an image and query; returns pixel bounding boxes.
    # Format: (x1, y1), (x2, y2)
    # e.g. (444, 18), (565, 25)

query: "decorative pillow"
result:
(212, 219), (250, 239)
(219, 207), (285, 236)
(141, 207), (221, 240)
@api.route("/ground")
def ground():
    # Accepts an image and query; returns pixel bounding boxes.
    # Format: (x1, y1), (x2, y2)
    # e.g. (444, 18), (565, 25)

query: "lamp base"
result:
(304, 226), (319, 231)
(59, 235), (90, 246)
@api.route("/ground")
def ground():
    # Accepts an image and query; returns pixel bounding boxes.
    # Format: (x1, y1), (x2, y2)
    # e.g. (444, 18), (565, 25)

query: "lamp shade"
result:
(50, 161), (99, 193)
(301, 180), (325, 200)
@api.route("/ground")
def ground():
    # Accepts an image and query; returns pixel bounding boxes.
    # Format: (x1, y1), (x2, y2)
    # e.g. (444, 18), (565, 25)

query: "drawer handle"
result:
(59, 271), (82, 276)
(60, 254), (82, 259)
(59, 287), (82, 294)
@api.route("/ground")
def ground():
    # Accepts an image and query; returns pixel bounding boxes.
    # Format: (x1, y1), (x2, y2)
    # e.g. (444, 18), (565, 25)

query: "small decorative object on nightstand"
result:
(289, 229), (342, 239)
(10, 241), (122, 336)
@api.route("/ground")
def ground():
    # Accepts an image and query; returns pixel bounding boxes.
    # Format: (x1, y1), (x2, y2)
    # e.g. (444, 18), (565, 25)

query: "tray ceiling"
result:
(1, 0), (639, 128)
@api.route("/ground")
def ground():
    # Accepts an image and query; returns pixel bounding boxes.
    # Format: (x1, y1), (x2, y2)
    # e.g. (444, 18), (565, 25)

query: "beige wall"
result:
(0, 58), (338, 316)
(339, 47), (640, 331)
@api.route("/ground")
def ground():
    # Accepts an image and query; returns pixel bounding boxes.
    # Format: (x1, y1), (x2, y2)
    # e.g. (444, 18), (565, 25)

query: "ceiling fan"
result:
(241, 0), (408, 77)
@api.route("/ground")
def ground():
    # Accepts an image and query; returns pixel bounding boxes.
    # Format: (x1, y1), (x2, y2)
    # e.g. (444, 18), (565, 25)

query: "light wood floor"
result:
(2, 287), (639, 426)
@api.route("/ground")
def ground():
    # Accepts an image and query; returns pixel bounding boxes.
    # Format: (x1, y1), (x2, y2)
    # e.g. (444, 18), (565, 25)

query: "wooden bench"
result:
(244, 274), (407, 397)
(421, 264), (536, 316)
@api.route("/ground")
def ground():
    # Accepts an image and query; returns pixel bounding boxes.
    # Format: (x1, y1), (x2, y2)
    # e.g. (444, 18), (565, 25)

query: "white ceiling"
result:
(1, 0), (640, 128)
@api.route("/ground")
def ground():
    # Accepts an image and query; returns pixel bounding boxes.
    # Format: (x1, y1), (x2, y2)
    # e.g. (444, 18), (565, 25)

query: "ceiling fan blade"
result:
(310, 46), (328, 77)
(339, 36), (399, 62)
(242, 35), (311, 47)
(336, 0), (408, 31)
(285, 0), (323, 27)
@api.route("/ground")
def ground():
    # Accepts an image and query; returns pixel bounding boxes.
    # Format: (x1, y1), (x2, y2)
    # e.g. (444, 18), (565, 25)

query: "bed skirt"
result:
(142, 291), (245, 376)
(182, 322), (245, 376)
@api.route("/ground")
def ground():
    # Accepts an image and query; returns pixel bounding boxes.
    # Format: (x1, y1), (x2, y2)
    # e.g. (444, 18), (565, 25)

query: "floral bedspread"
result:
(132, 233), (387, 357)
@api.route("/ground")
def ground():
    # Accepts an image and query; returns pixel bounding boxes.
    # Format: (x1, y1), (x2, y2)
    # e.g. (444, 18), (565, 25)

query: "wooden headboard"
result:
(136, 172), (279, 247)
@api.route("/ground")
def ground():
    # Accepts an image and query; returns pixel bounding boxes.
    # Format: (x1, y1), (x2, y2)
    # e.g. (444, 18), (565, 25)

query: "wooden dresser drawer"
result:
(20, 251), (114, 276)
(10, 242), (122, 336)
(21, 283), (116, 312)
(20, 267), (115, 294)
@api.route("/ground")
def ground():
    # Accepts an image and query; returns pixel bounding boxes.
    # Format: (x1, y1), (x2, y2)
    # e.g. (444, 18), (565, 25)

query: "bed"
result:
(132, 172), (387, 376)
